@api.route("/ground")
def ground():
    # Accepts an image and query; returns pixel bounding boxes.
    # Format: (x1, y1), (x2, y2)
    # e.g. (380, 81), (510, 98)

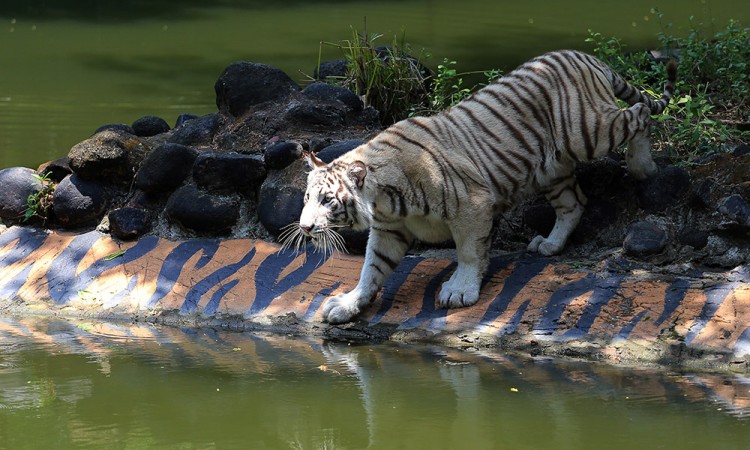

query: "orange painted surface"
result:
(1, 226), (749, 358)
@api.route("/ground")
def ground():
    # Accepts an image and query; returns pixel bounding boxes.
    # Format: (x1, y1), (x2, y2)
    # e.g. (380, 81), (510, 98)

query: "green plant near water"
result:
(23, 172), (55, 223)
(319, 27), (430, 125)
(410, 58), (502, 117)
(587, 14), (750, 161)
(319, 27), (500, 124)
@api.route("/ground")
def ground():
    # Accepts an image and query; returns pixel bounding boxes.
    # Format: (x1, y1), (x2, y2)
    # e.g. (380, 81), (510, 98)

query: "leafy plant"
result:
(656, 13), (749, 106)
(655, 87), (735, 157)
(104, 250), (127, 261)
(410, 59), (502, 117)
(588, 14), (750, 161)
(320, 26), (429, 125)
(23, 172), (55, 223)
(319, 26), (501, 124)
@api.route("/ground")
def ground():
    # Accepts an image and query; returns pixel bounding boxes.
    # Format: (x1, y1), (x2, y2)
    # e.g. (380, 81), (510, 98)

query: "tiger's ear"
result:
(348, 161), (367, 189)
(304, 151), (326, 169)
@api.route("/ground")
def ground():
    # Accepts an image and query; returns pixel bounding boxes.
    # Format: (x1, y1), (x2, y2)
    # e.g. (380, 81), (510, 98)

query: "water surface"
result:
(1, 317), (749, 449)
(1, 0), (748, 168)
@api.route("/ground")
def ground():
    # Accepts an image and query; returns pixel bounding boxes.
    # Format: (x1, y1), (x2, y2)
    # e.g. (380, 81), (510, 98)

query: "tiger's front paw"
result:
(527, 235), (563, 256)
(438, 280), (480, 309)
(321, 293), (361, 324)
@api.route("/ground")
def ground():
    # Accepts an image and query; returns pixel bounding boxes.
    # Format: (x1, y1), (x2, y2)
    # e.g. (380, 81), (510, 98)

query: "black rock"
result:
(282, 101), (346, 128)
(264, 141), (303, 170)
(576, 199), (619, 236)
(168, 113), (221, 146)
(576, 155), (626, 198)
(52, 174), (109, 228)
(166, 185), (240, 234)
(314, 59), (347, 80)
(0, 167), (43, 222)
(718, 194), (750, 227)
(732, 144), (750, 157)
(175, 113), (199, 128)
(677, 226), (709, 250)
(132, 115), (170, 137)
(257, 186), (304, 238)
(67, 129), (145, 184)
(135, 143), (199, 194)
(623, 221), (667, 256)
(689, 179), (717, 210)
(637, 165), (690, 213)
(94, 123), (135, 135)
(522, 204), (555, 236)
(317, 140), (363, 163)
(193, 151), (267, 193)
(302, 82), (363, 112)
(337, 228), (370, 255)
(36, 157), (72, 183)
(214, 62), (300, 117)
(351, 106), (382, 128)
(109, 207), (152, 240)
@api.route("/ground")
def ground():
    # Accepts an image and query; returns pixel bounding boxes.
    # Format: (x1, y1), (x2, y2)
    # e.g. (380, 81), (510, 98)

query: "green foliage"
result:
(656, 14), (749, 105)
(320, 27), (429, 125)
(427, 59), (472, 112)
(656, 87), (735, 156)
(585, 31), (661, 89)
(588, 14), (750, 161)
(23, 172), (55, 223)
(410, 59), (502, 117)
(319, 27), (501, 124)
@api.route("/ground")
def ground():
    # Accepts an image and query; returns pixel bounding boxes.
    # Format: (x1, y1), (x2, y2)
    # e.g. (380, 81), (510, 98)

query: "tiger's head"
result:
(280, 152), (370, 254)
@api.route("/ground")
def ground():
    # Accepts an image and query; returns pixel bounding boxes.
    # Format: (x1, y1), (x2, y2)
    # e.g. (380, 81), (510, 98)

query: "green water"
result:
(1, 0), (748, 169)
(1, 317), (749, 449)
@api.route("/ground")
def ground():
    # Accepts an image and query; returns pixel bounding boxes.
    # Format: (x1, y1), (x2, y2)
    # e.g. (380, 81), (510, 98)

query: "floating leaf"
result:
(510, 387), (519, 393)
(104, 250), (127, 261)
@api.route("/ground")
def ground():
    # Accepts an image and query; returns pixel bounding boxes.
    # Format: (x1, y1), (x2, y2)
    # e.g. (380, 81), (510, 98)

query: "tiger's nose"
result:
(300, 224), (313, 235)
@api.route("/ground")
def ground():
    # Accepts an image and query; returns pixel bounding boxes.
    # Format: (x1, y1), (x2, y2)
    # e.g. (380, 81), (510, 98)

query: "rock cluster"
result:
(513, 150), (750, 267)
(0, 60), (375, 246)
(0, 58), (748, 269)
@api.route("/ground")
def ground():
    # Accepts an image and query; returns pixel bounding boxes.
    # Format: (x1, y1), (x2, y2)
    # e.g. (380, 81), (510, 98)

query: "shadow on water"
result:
(71, 53), (224, 96)
(1, 316), (750, 448)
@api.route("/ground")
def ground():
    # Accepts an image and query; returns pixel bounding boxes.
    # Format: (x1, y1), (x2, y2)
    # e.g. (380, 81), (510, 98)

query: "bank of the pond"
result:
(0, 225), (748, 372)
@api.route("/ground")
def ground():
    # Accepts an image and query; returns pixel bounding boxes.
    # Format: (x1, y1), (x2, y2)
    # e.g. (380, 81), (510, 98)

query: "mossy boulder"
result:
(67, 130), (147, 184)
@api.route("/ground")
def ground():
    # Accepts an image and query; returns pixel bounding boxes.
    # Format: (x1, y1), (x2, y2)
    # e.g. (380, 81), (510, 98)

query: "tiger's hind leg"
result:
(527, 171), (587, 256)
(624, 103), (658, 180)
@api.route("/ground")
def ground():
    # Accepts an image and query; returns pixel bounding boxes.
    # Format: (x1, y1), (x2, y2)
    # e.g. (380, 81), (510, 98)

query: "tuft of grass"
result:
(320, 26), (429, 126)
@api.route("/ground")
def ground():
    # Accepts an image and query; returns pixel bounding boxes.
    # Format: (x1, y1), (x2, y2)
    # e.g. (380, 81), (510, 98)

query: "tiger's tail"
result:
(610, 59), (678, 115)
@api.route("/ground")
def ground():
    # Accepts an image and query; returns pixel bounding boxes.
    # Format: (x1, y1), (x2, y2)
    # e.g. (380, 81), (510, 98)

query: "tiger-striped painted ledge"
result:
(1, 225), (749, 370)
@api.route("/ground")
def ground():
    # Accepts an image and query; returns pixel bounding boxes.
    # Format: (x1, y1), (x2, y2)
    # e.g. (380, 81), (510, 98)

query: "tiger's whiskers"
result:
(279, 222), (307, 254)
(278, 222), (348, 260)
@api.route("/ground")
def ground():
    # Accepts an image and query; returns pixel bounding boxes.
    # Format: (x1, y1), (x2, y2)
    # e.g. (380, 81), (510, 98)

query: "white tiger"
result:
(287, 50), (677, 324)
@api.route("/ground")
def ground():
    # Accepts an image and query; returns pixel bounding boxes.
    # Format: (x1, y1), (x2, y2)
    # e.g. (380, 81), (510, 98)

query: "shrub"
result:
(588, 14), (750, 161)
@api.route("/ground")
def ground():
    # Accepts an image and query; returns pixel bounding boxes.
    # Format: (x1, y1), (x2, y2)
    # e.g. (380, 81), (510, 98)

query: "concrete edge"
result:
(0, 226), (749, 371)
